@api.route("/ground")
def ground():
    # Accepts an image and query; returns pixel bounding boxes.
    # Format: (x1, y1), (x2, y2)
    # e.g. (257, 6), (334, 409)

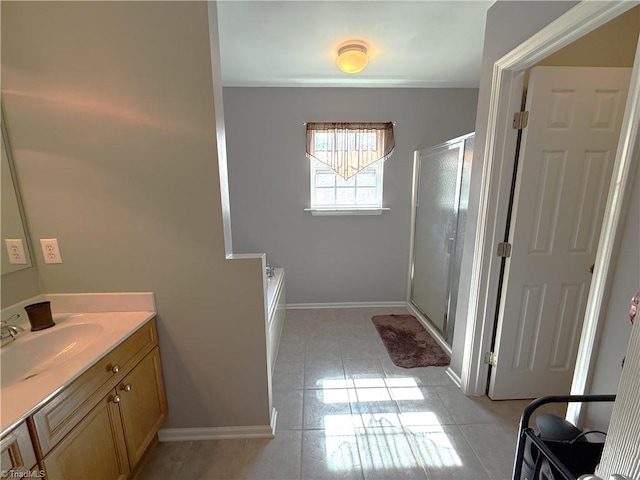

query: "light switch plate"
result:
(40, 238), (63, 264)
(5, 239), (27, 264)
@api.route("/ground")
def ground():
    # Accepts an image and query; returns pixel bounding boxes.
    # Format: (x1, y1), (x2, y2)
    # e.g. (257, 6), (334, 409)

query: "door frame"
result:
(461, 0), (640, 425)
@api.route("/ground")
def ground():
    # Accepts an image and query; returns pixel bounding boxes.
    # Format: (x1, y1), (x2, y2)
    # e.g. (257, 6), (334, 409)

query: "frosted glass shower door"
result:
(410, 140), (464, 335)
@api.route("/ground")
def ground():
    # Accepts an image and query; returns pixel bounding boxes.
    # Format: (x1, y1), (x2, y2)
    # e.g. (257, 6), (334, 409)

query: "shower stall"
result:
(408, 133), (474, 346)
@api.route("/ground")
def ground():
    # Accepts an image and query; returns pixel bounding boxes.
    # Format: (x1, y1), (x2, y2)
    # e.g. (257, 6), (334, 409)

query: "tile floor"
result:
(134, 307), (565, 480)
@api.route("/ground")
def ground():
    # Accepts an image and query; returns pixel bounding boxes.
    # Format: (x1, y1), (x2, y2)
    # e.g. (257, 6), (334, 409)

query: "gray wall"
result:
(1, 268), (41, 308)
(450, 0), (579, 376)
(2, 1), (270, 430)
(224, 87), (479, 304)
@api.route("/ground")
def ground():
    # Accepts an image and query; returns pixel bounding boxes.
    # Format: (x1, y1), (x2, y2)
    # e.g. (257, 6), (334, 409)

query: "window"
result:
(311, 158), (384, 209)
(306, 122), (394, 214)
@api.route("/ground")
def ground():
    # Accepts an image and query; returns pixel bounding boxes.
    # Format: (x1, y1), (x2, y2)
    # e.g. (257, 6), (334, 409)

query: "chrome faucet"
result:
(1, 314), (25, 342)
(266, 264), (275, 278)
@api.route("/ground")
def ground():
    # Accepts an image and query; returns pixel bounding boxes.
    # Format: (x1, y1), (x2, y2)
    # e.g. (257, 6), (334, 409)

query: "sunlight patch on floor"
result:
(319, 376), (463, 471)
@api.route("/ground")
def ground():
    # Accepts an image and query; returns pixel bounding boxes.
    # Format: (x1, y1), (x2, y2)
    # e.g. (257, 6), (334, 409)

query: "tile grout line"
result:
(335, 307), (365, 480)
(173, 440), (195, 480)
(457, 425), (503, 480)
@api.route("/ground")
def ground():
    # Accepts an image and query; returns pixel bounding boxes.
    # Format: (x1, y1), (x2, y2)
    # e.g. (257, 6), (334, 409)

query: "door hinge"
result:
(497, 242), (512, 258)
(484, 351), (498, 367)
(512, 110), (529, 130)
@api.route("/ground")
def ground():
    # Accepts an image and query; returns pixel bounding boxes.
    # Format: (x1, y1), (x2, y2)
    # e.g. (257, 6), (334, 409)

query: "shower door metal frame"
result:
(407, 132), (473, 348)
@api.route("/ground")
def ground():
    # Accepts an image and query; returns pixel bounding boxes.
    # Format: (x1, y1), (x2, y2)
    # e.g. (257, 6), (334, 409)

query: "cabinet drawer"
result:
(32, 319), (157, 456)
(0, 422), (37, 478)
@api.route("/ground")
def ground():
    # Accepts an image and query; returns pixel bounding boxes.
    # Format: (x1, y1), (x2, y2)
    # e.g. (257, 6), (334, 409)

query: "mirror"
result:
(1, 106), (33, 274)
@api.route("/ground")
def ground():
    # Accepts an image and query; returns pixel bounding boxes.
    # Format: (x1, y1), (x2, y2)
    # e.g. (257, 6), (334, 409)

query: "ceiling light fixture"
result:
(336, 42), (369, 74)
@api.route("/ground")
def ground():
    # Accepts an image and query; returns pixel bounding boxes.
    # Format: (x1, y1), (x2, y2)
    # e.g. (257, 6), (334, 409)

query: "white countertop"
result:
(1, 293), (156, 436)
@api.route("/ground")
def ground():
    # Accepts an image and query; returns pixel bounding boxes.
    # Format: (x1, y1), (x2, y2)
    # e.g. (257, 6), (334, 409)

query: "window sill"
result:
(304, 208), (390, 216)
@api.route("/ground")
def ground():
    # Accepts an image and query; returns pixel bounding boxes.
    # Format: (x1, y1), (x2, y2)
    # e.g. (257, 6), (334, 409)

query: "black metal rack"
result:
(512, 394), (616, 480)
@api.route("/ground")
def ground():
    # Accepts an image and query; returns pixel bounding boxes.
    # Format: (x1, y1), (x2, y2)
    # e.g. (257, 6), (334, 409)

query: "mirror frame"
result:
(1, 102), (34, 275)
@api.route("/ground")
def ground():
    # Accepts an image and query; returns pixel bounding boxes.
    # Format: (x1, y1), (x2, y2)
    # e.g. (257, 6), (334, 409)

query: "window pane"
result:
(336, 175), (356, 187)
(313, 160), (333, 173)
(315, 188), (335, 205)
(356, 187), (378, 205)
(336, 188), (356, 205)
(356, 171), (376, 187)
(315, 173), (335, 187)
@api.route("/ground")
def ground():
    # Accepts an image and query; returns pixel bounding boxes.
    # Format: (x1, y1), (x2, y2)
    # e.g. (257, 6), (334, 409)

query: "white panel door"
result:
(489, 66), (631, 400)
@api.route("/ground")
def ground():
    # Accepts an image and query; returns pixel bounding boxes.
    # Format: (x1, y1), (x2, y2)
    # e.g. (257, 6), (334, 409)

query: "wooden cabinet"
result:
(42, 394), (128, 480)
(0, 422), (38, 478)
(26, 318), (166, 480)
(117, 348), (167, 467)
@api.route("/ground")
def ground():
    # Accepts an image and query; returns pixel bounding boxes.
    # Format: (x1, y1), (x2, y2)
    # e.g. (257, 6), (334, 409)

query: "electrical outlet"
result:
(5, 239), (27, 264)
(40, 238), (63, 264)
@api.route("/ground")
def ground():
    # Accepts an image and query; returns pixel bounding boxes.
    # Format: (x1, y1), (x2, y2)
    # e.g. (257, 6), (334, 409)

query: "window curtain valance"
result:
(306, 122), (395, 180)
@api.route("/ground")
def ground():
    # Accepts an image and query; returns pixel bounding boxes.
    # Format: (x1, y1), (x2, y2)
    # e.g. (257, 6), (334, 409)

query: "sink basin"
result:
(0, 323), (104, 387)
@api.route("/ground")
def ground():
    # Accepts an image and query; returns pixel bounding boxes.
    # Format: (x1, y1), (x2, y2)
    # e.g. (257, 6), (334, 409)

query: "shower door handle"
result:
(446, 237), (455, 254)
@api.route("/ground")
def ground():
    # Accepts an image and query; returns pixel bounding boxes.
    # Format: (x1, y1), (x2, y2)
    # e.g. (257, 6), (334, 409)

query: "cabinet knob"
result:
(123, 383), (132, 392)
(112, 395), (121, 404)
(111, 365), (120, 374)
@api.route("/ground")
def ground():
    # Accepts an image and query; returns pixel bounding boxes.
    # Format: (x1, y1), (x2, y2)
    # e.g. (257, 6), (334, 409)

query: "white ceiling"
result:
(216, 1), (494, 88)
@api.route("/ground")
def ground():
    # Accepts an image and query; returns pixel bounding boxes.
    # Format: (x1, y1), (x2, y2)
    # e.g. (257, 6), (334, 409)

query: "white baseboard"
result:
(270, 407), (278, 435)
(159, 408), (277, 442)
(286, 301), (407, 310)
(446, 367), (462, 388)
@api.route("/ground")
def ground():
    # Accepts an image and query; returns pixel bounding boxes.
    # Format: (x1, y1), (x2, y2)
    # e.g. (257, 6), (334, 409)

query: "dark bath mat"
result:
(372, 314), (450, 368)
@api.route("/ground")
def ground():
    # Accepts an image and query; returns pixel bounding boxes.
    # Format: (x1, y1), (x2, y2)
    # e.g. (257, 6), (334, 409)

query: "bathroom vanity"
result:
(0, 295), (166, 479)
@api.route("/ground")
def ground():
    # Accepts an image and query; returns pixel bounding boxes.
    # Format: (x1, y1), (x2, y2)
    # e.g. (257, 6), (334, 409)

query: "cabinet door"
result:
(0, 422), (37, 478)
(43, 393), (129, 480)
(118, 347), (167, 467)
